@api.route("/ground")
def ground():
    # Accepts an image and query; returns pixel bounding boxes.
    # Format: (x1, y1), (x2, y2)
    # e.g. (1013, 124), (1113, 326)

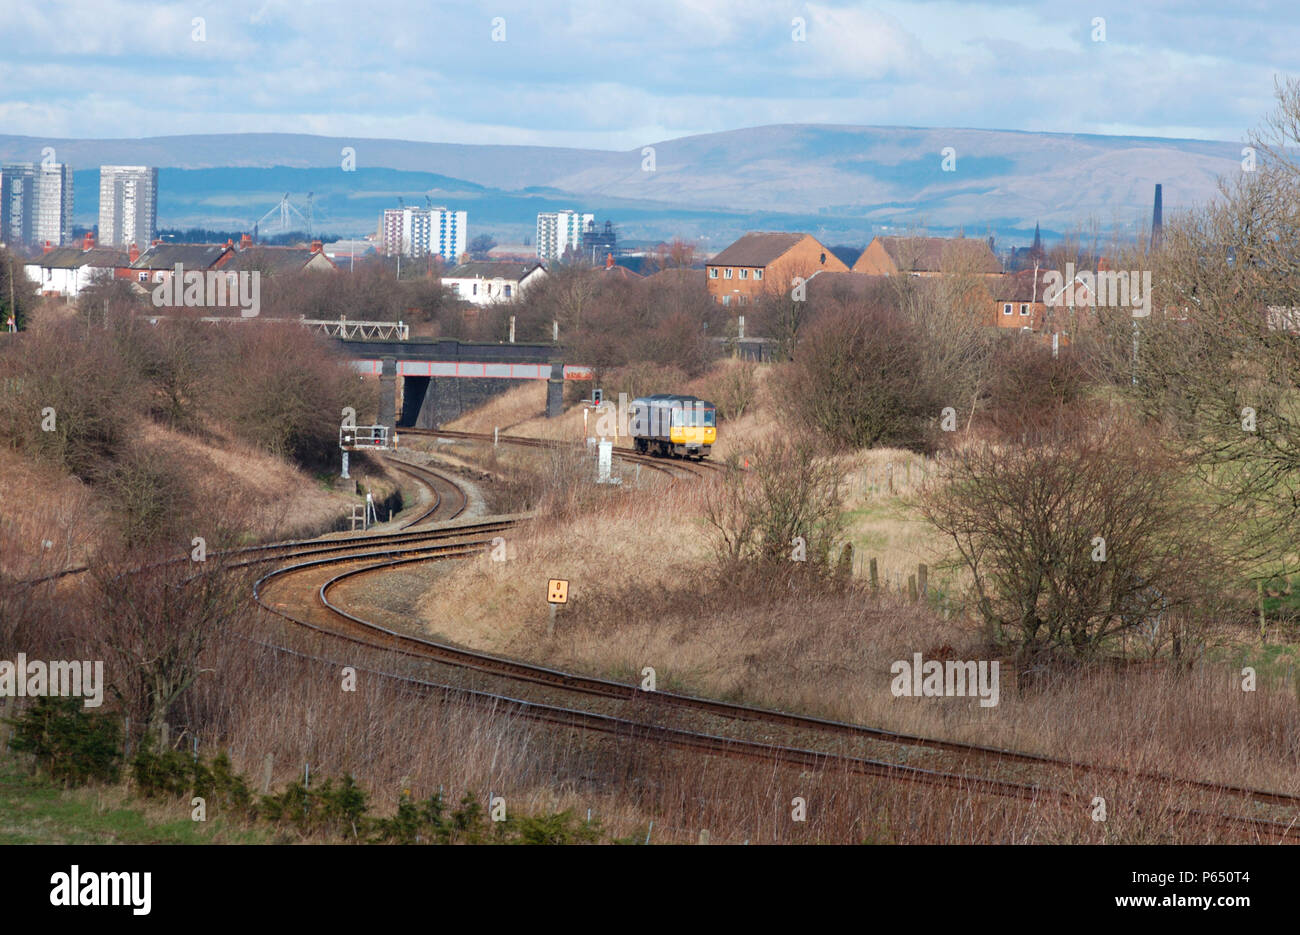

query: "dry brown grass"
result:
(404, 432), (1300, 801)
(174, 621), (1274, 844)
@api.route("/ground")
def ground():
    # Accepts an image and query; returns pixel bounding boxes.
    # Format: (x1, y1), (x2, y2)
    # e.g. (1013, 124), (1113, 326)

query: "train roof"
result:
(631, 394), (716, 406)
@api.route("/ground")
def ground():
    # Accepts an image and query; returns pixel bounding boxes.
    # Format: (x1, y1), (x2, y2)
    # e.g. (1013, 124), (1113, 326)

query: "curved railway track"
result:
(401, 427), (723, 481)
(25, 424), (1292, 841)
(246, 440), (1300, 842)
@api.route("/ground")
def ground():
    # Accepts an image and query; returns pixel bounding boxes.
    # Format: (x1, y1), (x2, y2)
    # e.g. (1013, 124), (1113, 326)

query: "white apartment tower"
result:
(536, 210), (593, 261)
(380, 206), (467, 260)
(37, 163), (74, 247)
(99, 166), (158, 248)
(0, 162), (73, 247)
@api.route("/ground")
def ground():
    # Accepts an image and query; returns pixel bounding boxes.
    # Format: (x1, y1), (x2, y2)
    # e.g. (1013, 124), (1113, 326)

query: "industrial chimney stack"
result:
(1150, 184), (1163, 251)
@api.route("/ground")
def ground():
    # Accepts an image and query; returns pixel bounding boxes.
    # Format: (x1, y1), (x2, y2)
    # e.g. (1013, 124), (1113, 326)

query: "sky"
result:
(0, 0), (1293, 150)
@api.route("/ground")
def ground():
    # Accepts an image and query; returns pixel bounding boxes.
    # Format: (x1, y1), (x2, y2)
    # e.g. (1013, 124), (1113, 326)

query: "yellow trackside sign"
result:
(547, 579), (569, 604)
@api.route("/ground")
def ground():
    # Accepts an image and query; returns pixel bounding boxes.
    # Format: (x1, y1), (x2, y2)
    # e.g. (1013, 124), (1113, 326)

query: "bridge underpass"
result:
(337, 338), (592, 431)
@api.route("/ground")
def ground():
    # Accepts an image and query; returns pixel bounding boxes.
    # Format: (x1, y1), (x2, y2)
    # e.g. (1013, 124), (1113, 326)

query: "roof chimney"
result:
(42, 240), (52, 254)
(82, 231), (95, 251)
(240, 233), (252, 248)
(310, 240), (322, 254)
(129, 242), (139, 263)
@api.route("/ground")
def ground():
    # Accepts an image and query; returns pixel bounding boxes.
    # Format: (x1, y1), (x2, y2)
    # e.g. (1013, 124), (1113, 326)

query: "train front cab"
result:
(668, 402), (715, 458)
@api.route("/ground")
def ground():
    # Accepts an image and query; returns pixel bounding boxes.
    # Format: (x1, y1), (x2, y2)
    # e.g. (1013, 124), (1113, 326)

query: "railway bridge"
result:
(338, 338), (592, 430)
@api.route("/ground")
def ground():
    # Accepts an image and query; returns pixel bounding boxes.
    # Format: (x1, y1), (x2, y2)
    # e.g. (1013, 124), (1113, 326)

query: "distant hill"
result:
(0, 125), (1243, 247)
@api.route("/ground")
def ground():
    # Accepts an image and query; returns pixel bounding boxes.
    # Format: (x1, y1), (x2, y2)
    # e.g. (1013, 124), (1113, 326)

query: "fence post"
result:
(869, 557), (878, 590)
(698, 829), (710, 845)
(1258, 580), (1267, 643)
(918, 563), (928, 599)
(262, 753), (273, 794)
(908, 574), (918, 603)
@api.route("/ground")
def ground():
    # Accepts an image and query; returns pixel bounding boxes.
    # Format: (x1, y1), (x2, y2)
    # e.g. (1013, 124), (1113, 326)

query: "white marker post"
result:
(597, 439), (612, 484)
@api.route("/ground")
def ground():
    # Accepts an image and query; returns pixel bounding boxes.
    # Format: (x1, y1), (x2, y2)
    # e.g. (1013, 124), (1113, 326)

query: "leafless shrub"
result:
(83, 553), (254, 743)
(982, 338), (1090, 442)
(778, 302), (944, 452)
(704, 434), (845, 582)
(0, 319), (141, 481)
(921, 413), (1241, 662)
(702, 358), (758, 422)
(215, 323), (374, 469)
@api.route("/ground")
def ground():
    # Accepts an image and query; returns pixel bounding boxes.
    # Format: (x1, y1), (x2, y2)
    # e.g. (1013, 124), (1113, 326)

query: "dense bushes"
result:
(6, 699), (601, 843)
(0, 311), (371, 548)
(6, 697), (122, 785)
(778, 303), (946, 452)
(983, 339), (1090, 441)
(216, 323), (372, 469)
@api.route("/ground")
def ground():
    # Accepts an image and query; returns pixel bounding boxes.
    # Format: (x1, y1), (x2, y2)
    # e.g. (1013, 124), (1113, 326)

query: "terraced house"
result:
(706, 232), (848, 305)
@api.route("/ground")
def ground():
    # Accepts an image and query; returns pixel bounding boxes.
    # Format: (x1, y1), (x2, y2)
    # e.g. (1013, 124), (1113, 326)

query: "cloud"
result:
(0, 0), (1291, 148)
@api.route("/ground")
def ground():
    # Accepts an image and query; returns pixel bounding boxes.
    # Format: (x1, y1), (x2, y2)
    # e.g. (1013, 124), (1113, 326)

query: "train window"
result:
(703, 409), (716, 426)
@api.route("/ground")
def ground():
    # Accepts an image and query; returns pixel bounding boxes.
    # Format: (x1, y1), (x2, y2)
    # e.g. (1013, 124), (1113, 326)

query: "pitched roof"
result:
(989, 268), (1055, 302)
(708, 232), (807, 267)
(28, 246), (129, 269)
(322, 240), (375, 256)
(132, 243), (232, 270)
(873, 236), (1002, 274)
(805, 270), (891, 300)
(228, 246), (335, 273)
(445, 260), (544, 280)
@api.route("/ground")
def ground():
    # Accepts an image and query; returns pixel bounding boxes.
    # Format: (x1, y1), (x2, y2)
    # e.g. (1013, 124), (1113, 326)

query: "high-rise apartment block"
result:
(98, 165), (158, 248)
(536, 210), (593, 262)
(0, 162), (74, 247)
(380, 206), (467, 260)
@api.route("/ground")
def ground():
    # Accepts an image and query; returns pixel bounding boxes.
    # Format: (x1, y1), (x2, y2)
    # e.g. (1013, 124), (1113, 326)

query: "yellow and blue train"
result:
(629, 394), (716, 459)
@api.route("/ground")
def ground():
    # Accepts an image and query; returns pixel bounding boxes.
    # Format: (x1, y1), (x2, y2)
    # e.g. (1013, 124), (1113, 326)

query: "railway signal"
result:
(338, 423), (390, 479)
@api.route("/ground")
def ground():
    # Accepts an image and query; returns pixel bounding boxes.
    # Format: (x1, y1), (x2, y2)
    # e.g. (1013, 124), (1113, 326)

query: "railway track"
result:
(247, 442), (1300, 841)
(401, 427), (723, 481)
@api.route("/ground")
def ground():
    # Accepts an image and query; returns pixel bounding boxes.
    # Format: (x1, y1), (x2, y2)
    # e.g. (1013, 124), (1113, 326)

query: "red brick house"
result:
(706, 232), (848, 306)
(853, 235), (1001, 277)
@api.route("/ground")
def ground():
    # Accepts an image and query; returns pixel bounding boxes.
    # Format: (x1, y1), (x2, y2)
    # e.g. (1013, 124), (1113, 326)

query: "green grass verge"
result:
(0, 758), (266, 845)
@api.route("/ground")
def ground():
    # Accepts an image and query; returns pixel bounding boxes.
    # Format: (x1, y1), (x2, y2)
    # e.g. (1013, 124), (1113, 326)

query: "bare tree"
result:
(920, 414), (1239, 662)
(86, 556), (252, 744)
